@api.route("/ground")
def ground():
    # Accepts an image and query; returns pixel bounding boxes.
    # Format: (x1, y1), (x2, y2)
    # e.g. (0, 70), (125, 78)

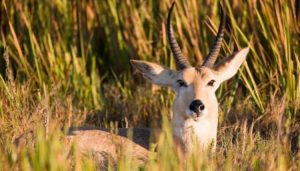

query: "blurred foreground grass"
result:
(0, 0), (299, 170)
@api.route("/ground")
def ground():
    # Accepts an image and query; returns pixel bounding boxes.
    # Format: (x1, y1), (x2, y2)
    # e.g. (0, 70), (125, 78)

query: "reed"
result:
(0, 0), (299, 170)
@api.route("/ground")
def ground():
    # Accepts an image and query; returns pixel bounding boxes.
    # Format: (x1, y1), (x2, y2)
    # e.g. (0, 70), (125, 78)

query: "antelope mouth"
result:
(186, 109), (206, 121)
(192, 112), (202, 121)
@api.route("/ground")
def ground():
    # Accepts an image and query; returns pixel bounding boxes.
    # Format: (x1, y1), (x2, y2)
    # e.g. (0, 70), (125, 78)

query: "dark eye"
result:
(207, 80), (216, 87)
(177, 80), (187, 87)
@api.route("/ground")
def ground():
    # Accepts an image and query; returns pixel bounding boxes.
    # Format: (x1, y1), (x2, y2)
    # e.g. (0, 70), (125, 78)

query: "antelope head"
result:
(131, 2), (249, 149)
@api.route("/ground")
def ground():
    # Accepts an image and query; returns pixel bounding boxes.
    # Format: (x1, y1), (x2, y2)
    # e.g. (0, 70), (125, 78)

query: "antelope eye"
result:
(177, 80), (187, 87)
(207, 80), (216, 87)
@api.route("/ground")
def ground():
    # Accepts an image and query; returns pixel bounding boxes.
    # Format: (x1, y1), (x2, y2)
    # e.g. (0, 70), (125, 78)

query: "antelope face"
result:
(131, 1), (250, 121)
(174, 66), (219, 121)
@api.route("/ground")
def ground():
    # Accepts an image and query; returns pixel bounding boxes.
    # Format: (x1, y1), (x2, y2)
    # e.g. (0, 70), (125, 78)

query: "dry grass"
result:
(0, 0), (299, 170)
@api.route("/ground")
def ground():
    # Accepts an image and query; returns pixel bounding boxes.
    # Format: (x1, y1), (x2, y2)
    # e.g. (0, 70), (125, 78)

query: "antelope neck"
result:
(172, 109), (219, 151)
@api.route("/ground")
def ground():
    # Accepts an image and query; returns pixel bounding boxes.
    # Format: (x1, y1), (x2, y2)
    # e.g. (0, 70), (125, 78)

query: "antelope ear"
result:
(214, 47), (249, 82)
(130, 60), (178, 87)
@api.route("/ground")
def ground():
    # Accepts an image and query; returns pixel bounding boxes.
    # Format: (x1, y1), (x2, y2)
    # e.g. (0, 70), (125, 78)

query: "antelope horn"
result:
(202, 5), (226, 68)
(167, 1), (191, 70)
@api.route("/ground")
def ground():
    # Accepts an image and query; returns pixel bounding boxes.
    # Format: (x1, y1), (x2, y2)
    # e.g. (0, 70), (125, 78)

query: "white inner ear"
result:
(214, 47), (249, 82)
(131, 60), (178, 87)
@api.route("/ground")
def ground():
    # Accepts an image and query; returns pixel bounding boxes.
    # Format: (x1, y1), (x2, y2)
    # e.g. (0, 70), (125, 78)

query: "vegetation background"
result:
(0, 0), (299, 170)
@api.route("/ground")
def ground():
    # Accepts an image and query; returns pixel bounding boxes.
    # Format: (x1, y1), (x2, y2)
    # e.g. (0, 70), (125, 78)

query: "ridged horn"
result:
(167, 1), (191, 70)
(202, 5), (226, 68)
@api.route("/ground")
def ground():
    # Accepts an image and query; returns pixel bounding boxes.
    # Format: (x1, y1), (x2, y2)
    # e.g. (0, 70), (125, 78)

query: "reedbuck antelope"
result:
(14, 1), (250, 169)
(131, 2), (249, 152)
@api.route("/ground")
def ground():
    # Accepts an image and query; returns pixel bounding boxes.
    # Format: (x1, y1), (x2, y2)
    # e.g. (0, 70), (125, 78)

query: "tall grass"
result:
(0, 0), (299, 170)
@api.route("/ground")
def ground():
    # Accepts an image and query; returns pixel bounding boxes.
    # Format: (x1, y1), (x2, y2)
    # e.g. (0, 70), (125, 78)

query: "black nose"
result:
(189, 100), (205, 113)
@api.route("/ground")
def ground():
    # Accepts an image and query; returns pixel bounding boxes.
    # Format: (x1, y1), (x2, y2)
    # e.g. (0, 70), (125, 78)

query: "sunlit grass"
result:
(0, 0), (299, 170)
